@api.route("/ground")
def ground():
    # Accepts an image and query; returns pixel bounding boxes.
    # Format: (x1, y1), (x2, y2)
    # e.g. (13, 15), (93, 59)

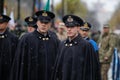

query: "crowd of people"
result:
(0, 10), (120, 80)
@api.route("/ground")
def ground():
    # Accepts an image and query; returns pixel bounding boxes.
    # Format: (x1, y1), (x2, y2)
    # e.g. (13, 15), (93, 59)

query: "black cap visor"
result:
(80, 27), (90, 31)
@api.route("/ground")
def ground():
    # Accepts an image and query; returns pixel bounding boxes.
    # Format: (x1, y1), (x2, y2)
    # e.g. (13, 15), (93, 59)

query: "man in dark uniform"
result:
(79, 22), (99, 53)
(24, 16), (37, 33)
(10, 10), (60, 80)
(52, 15), (101, 80)
(0, 14), (18, 80)
(19, 16), (38, 38)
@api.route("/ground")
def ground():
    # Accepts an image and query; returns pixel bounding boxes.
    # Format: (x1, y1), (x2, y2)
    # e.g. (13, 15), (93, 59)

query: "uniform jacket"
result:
(99, 33), (117, 63)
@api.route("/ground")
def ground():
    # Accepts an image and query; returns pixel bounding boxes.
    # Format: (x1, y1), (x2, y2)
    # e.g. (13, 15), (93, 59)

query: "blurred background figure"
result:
(24, 16), (37, 33)
(79, 22), (99, 53)
(19, 16), (37, 38)
(12, 23), (24, 38)
(91, 30), (101, 44)
(98, 24), (118, 80)
(56, 22), (67, 41)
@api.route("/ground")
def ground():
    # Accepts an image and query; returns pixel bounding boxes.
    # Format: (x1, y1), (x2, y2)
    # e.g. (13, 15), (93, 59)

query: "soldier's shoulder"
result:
(7, 31), (18, 39)
(19, 32), (33, 41)
(110, 32), (118, 35)
(110, 32), (118, 38)
(48, 30), (57, 38)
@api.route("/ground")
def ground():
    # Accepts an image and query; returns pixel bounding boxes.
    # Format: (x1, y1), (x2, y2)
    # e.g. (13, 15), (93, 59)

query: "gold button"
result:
(0, 35), (5, 38)
(46, 38), (49, 40)
(65, 44), (68, 46)
(39, 36), (41, 39)
(42, 38), (45, 40)
(69, 43), (72, 46)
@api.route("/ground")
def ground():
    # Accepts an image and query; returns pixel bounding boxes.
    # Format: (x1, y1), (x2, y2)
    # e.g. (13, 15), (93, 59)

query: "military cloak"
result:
(0, 29), (18, 80)
(52, 35), (101, 80)
(10, 30), (59, 80)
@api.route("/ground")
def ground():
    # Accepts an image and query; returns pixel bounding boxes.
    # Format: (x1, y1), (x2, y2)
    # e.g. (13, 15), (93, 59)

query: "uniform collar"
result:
(64, 34), (82, 47)
(84, 37), (89, 40)
(0, 29), (8, 39)
(34, 30), (51, 41)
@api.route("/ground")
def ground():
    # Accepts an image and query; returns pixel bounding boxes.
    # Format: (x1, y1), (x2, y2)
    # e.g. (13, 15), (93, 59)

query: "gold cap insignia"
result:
(67, 16), (73, 22)
(0, 16), (3, 19)
(42, 12), (48, 17)
(84, 23), (89, 29)
(28, 17), (33, 22)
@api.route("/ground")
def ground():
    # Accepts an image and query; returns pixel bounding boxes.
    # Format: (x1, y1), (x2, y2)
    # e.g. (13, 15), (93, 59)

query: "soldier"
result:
(24, 16), (37, 33)
(19, 16), (38, 38)
(99, 24), (117, 80)
(0, 14), (18, 80)
(79, 22), (99, 53)
(10, 10), (60, 80)
(52, 15), (101, 80)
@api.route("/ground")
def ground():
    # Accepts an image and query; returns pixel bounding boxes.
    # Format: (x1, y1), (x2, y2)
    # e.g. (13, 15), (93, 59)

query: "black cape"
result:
(10, 30), (60, 80)
(0, 29), (18, 80)
(52, 35), (101, 80)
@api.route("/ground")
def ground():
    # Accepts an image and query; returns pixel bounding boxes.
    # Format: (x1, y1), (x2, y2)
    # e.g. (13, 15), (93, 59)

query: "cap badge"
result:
(28, 17), (33, 22)
(42, 12), (48, 17)
(67, 16), (73, 22)
(84, 23), (89, 28)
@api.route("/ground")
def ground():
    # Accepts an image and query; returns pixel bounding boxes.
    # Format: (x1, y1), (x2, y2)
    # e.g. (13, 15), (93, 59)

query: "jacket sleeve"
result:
(105, 34), (117, 58)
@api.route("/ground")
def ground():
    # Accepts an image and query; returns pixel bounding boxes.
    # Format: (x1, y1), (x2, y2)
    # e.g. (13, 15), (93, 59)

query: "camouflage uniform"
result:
(99, 33), (117, 80)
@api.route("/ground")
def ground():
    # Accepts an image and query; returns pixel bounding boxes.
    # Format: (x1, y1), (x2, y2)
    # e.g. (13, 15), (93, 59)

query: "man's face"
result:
(37, 21), (51, 33)
(0, 22), (8, 31)
(27, 26), (35, 33)
(79, 28), (89, 38)
(66, 26), (79, 38)
(103, 27), (109, 34)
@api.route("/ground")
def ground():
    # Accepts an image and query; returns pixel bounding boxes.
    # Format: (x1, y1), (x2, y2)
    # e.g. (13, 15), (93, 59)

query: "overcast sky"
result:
(53, 0), (120, 12)
(52, 0), (120, 27)
(81, 0), (120, 12)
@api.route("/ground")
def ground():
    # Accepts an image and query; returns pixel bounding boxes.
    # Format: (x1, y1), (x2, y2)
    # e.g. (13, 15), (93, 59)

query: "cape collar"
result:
(64, 34), (82, 47)
(33, 30), (51, 41)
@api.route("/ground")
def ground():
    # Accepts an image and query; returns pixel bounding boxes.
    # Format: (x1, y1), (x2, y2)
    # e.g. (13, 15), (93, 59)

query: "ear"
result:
(36, 20), (39, 24)
(48, 22), (52, 28)
(49, 22), (52, 25)
(77, 27), (80, 31)
(36, 20), (41, 26)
